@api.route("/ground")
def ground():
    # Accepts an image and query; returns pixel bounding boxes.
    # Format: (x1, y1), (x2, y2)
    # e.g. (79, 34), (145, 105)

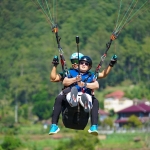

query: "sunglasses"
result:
(71, 59), (79, 64)
(79, 61), (89, 66)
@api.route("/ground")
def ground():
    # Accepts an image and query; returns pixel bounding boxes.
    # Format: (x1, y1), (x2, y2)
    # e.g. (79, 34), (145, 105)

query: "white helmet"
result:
(70, 52), (84, 60)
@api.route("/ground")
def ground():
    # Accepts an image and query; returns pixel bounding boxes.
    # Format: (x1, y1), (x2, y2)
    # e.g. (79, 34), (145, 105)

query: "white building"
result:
(104, 90), (133, 112)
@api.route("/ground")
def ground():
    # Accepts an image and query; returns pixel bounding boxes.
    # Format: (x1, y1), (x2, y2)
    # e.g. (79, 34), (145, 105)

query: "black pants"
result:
(51, 94), (99, 125)
(91, 96), (99, 125)
(52, 94), (66, 124)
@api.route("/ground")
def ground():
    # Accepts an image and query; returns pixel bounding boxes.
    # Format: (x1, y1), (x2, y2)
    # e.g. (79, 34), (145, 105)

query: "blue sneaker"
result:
(49, 124), (60, 135)
(88, 125), (98, 136)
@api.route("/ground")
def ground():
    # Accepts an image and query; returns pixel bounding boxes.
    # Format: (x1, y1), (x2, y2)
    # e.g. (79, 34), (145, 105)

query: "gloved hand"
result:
(52, 55), (59, 66)
(109, 54), (117, 67)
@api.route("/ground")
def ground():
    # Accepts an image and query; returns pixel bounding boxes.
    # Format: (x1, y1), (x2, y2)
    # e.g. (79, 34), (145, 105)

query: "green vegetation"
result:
(0, 0), (150, 105)
(0, 124), (149, 150)
(101, 117), (113, 128)
(100, 133), (145, 149)
(0, 0), (150, 149)
(55, 130), (100, 150)
(128, 115), (143, 128)
(1, 136), (22, 150)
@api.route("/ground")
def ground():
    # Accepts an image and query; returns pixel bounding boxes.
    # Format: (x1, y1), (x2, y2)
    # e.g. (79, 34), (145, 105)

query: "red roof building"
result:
(115, 102), (150, 127)
(104, 90), (133, 112)
(98, 109), (109, 115)
(105, 90), (124, 99)
(116, 103), (150, 113)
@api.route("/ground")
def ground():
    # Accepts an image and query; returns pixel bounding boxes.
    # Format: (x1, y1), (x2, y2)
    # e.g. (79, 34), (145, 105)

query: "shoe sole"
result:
(81, 94), (89, 112)
(88, 129), (98, 136)
(70, 87), (78, 107)
(49, 128), (60, 135)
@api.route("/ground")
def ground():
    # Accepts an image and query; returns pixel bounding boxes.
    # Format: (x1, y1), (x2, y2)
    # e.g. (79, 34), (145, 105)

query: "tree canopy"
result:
(0, 0), (150, 120)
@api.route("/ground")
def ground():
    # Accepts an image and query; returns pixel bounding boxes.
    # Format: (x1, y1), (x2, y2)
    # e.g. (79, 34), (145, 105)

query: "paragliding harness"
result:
(62, 71), (93, 130)
(62, 98), (89, 130)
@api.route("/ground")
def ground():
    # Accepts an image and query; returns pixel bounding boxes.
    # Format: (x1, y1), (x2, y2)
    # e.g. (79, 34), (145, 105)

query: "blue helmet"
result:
(79, 55), (92, 66)
(70, 52), (84, 60)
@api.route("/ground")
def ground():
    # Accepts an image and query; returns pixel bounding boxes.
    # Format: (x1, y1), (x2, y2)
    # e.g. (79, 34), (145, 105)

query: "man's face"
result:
(71, 59), (79, 69)
(79, 61), (90, 73)
(72, 63), (78, 69)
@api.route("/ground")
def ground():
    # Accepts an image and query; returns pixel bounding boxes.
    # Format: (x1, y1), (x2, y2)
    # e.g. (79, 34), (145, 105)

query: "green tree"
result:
(1, 136), (22, 150)
(125, 82), (150, 100)
(0, 0), (150, 126)
(109, 109), (115, 117)
(0, 146), (3, 150)
(128, 115), (142, 128)
(1, 116), (15, 128)
(101, 117), (113, 128)
(32, 100), (54, 120)
(19, 104), (29, 120)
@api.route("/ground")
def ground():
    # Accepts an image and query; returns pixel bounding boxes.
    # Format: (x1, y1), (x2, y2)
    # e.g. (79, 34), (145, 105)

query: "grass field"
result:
(0, 124), (150, 150)
(100, 133), (146, 150)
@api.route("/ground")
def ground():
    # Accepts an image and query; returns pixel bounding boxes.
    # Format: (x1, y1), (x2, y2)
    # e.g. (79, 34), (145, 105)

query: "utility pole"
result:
(15, 88), (18, 123)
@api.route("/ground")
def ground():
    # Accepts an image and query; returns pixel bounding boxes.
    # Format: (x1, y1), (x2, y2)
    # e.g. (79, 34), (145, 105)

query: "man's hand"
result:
(109, 54), (117, 67)
(76, 75), (81, 82)
(52, 55), (59, 66)
(77, 81), (84, 87)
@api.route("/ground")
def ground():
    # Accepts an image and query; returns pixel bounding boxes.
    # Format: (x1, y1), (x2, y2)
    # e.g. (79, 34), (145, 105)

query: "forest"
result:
(0, 0), (150, 121)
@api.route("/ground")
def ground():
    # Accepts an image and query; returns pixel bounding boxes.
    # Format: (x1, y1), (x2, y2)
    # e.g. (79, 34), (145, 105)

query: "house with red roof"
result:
(104, 90), (133, 112)
(105, 90), (124, 99)
(115, 102), (150, 127)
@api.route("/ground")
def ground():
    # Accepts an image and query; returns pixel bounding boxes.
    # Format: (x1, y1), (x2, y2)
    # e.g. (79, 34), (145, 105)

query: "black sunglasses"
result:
(71, 59), (79, 64)
(80, 61), (89, 66)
